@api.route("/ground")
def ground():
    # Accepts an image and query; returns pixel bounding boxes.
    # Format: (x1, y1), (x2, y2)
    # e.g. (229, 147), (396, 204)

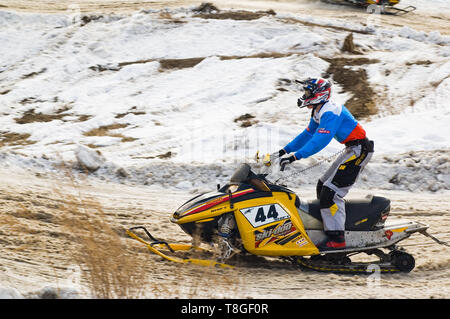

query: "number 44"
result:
(255, 205), (279, 223)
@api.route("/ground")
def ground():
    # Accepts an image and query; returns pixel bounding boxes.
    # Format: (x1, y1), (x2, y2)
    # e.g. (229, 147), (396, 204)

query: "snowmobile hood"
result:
(172, 188), (256, 220)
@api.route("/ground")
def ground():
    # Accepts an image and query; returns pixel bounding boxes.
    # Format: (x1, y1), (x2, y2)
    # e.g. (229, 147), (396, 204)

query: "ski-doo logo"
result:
(254, 220), (295, 244)
(240, 204), (289, 228)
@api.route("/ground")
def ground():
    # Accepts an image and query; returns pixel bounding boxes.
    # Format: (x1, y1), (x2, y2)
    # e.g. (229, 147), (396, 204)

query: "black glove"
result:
(280, 154), (296, 171)
(278, 149), (286, 157)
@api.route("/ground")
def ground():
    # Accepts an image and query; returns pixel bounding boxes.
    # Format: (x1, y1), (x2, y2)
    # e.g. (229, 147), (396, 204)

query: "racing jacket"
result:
(283, 101), (366, 160)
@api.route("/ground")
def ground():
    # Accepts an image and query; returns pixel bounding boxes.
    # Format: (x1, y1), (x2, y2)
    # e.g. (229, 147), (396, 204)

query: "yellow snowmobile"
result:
(322, 0), (416, 15)
(127, 163), (447, 273)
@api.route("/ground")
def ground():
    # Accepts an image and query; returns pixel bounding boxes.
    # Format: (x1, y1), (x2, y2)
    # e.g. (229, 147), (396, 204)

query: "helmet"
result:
(297, 78), (331, 108)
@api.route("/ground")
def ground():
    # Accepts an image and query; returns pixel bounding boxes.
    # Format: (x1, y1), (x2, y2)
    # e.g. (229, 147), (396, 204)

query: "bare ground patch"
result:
(115, 107), (146, 119)
(83, 123), (137, 143)
(14, 107), (91, 124)
(158, 11), (187, 24)
(234, 113), (258, 128)
(341, 33), (364, 55)
(192, 2), (275, 20)
(131, 151), (174, 160)
(277, 16), (372, 35)
(193, 9), (275, 20)
(91, 51), (300, 73)
(21, 68), (47, 79)
(220, 52), (295, 61)
(0, 132), (36, 148)
(159, 57), (206, 70)
(322, 56), (380, 120)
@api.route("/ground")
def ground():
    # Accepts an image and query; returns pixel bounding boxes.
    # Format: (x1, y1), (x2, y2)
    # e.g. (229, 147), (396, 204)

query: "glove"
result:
(278, 149), (286, 157)
(280, 154), (297, 171)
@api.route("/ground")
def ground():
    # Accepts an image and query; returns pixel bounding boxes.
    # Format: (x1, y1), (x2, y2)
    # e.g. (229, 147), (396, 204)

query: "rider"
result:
(278, 78), (374, 251)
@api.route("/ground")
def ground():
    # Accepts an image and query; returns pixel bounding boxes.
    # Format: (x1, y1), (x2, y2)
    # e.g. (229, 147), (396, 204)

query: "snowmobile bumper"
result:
(322, 0), (416, 16)
(126, 226), (233, 268)
(381, 5), (416, 16)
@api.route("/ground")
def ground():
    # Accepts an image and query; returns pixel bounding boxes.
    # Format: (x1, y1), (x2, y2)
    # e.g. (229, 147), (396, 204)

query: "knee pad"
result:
(319, 186), (336, 209)
(316, 180), (323, 199)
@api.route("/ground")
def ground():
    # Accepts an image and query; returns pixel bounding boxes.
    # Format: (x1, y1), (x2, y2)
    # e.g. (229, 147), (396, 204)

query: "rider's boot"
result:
(318, 230), (346, 251)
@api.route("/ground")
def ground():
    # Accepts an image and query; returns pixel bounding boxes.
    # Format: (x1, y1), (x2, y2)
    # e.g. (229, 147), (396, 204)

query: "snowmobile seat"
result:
(303, 195), (390, 231)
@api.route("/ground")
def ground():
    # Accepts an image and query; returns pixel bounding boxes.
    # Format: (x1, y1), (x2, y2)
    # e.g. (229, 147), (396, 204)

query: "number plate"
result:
(240, 204), (290, 228)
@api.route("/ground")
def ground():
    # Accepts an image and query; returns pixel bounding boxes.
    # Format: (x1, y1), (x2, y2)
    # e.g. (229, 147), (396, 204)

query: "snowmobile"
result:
(321, 0), (416, 16)
(127, 163), (447, 274)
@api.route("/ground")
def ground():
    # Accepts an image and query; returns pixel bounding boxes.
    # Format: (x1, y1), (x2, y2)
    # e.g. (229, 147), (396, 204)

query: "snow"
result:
(0, 287), (24, 299)
(0, 4), (449, 195)
(0, 285), (82, 299)
(403, 0), (450, 14)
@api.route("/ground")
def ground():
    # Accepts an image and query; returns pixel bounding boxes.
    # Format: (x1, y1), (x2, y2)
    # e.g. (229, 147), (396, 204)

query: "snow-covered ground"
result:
(0, 3), (448, 193)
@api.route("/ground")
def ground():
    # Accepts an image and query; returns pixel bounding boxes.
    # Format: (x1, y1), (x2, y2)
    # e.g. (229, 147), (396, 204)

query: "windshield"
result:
(230, 163), (251, 184)
(229, 163), (272, 192)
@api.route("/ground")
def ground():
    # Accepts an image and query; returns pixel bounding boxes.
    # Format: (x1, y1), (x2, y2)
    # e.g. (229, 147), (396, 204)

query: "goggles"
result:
(303, 88), (313, 99)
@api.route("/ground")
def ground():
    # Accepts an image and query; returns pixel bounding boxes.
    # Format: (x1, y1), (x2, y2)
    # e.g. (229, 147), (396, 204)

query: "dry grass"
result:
(55, 174), (243, 298)
(55, 170), (150, 298)
(56, 165), (246, 298)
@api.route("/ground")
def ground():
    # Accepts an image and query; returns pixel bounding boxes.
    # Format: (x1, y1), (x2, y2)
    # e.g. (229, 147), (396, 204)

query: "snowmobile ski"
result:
(126, 226), (233, 268)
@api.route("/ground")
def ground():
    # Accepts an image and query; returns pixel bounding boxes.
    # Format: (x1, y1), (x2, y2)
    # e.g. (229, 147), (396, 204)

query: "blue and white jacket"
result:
(284, 101), (366, 160)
